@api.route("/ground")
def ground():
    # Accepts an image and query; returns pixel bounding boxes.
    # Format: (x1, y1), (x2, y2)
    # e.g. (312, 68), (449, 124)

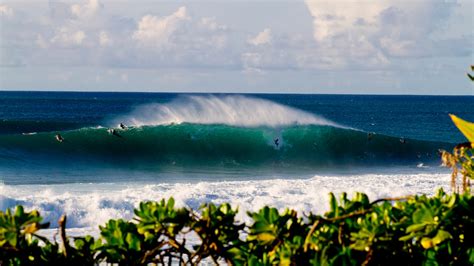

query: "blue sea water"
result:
(1, 92), (472, 142)
(0, 92), (472, 233)
(0, 92), (473, 185)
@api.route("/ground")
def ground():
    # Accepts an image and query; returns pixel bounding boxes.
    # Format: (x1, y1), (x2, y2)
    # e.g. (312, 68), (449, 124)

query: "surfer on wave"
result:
(55, 133), (64, 143)
(367, 132), (374, 141)
(108, 128), (123, 138)
(119, 123), (127, 130)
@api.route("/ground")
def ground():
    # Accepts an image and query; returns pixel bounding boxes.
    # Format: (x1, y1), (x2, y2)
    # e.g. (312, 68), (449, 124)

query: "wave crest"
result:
(111, 95), (340, 128)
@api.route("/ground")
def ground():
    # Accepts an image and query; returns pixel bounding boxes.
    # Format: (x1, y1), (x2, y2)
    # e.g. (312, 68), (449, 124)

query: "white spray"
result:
(112, 95), (340, 128)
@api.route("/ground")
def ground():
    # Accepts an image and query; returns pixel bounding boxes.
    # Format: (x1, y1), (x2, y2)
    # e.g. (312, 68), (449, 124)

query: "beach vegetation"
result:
(1, 190), (473, 265)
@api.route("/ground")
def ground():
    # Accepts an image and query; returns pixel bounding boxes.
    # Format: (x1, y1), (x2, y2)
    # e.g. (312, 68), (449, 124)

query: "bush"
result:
(1, 190), (473, 265)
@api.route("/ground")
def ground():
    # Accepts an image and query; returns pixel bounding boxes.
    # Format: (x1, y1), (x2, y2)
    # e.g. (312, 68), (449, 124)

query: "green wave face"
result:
(0, 124), (451, 168)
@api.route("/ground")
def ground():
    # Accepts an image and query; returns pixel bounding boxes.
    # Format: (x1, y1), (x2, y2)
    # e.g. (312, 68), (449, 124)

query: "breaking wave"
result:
(110, 95), (341, 128)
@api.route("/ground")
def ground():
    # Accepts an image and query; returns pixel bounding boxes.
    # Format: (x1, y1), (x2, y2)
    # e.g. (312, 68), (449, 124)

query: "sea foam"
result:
(111, 95), (340, 128)
(0, 171), (451, 237)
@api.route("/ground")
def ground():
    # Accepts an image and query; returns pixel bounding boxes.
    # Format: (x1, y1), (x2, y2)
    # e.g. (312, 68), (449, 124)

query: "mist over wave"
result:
(110, 95), (341, 128)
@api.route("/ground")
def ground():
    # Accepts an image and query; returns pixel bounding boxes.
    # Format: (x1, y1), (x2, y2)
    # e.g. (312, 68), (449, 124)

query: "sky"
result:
(0, 0), (472, 95)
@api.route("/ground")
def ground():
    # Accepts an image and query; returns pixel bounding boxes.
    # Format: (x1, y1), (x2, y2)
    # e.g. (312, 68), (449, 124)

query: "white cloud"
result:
(379, 38), (415, 57)
(241, 52), (263, 69)
(71, 0), (101, 19)
(125, 6), (235, 68)
(373, 4), (458, 57)
(303, 0), (464, 70)
(1, 0), (470, 93)
(50, 27), (86, 46)
(199, 17), (227, 31)
(99, 31), (112, 47)
(120, 73), (128, 82)
(36, 34), (49, 49)
(305, 0), (386, 41)
(248, 28), (272, 46)
(132, 6), (189, 47)
(305, 1), (458, 44)
(0, 4), (13, 17)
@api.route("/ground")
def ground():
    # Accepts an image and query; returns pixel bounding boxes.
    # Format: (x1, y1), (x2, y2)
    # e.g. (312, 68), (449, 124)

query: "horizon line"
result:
(1, 89), (473, 97)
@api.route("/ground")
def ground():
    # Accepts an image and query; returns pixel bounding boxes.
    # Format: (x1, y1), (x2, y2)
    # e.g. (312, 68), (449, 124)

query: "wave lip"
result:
(110, 95), (341, 128)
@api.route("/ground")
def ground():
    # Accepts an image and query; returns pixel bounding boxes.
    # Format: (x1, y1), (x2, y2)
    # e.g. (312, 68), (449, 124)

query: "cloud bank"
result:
(0, 0), (472, 94)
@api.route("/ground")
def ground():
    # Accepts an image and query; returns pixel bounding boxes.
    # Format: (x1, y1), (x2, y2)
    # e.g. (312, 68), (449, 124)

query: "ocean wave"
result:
(0, 96), (453, 168)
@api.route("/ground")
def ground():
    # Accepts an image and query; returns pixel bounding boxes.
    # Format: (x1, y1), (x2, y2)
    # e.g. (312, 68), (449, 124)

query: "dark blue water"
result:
(1, 91), (472, 142)
(0, 91), (472, 184)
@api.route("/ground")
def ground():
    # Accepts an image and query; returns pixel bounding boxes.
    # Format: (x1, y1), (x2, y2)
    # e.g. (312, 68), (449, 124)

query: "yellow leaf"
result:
(23, 223), (39, 234)
(450, 114), (474, 142)
(257, 232), (276, 242)
(421, 237), (433, 249)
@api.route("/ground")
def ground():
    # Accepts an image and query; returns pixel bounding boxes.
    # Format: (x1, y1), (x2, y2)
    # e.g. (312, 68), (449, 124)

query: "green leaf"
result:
(126, 233), (140, 251)
(450, 114), (474, 142)
(406, 223), (426, 233)
(399, 235), (415, 242)
(329, 193), (337, 216)
(412, 206), (433, 224)
(7, 234), (17, 246)
(167, 197), (175, 210)
(253, 221), (271, 233)
(432, 230), (452, 246)
(446, 195), (456, 208)
(468, 247), (474, 264)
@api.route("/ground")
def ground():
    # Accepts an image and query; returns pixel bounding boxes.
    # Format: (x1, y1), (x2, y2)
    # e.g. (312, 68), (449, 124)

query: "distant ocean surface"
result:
(0, 92), (473, 236)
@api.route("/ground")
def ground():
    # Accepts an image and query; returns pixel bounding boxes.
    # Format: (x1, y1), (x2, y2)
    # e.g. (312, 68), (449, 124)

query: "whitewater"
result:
(110, 95), (340, 128)
(0, 171), (452, 238)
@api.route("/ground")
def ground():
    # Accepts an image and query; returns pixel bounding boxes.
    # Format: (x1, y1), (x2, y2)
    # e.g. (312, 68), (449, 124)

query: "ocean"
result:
(0, 92), (473, 236)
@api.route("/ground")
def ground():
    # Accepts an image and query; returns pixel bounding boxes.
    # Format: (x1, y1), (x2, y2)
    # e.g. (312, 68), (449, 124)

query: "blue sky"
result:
(0, 0), (472, 94)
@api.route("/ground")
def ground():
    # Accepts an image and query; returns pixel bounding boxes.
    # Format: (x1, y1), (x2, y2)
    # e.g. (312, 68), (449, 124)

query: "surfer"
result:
(119, 123), (127, 130)
(108, 128), (123, 138)
(274, 138), (279, 148)
(367, 132), (373, 141)
(55, 133), (64, 143)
